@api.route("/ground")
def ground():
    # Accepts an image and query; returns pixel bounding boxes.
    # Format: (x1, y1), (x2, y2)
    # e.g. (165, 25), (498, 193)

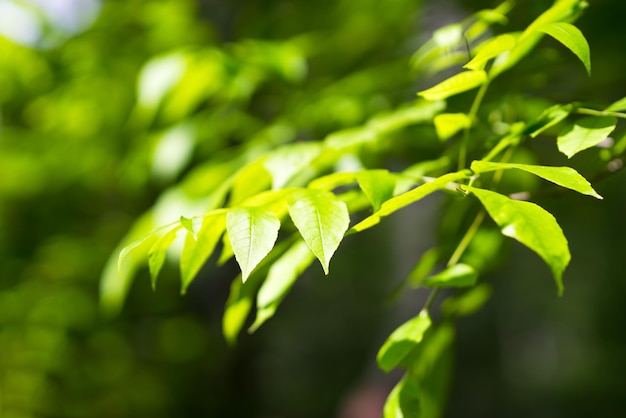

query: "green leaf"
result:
(229, 159), (273, 206)
(442, 283), (493, 318)
(287, 189), (350, 274)
(423, 264), (478, 288)
(377, 311), (432, 373)
(557, 116), (616, 158)
(222, 274), (256, 346)
(356, 170), (397, 212)
(264, 143), (322, 189)
(606, 96), (626, 112)
(227, 207), (281, 282)
(148, 225), (181, 289)
(468, 187), (570, 294)
(433, 113), (472, 140)
(180, 211), (227, 293)
(249, 240), (315, 332)
(527, 104), (573, 138)
(383, 374), (421, 418)
(464, 33), (517, 71)
(471, 160), (602, 199)
(408, 248), (440, 287)
(418, 70), (487, 101)
(536, 22), (590, 75)
(352, 171), (470, 233)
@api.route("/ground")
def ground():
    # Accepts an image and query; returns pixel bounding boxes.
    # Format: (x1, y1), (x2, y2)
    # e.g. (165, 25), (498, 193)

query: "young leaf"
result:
(227, 207), (281, 282)
(264, 143), (322, 189)
(464, 33), (517, 71)
(287, 189), (350, 274)
(418, 70), (487, 101)
(433, 113), (472, 141)
(356, 170), (397, 212)
(148, 225), (181, 289)
(557, 116), (616, 158)
(377, 311), (432, 373)
(423, 263), (478, 288)
(249, 240), (315, 332)
(468, 187), (570, 295)
(352, 171), (470, 233)
(536, 22), (591, 75)
(470, 160), (602, 199)
(180, 211), (227, 293)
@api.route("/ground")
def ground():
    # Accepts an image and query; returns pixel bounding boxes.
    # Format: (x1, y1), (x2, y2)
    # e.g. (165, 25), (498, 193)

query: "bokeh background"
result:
(1, 0), (625, 417)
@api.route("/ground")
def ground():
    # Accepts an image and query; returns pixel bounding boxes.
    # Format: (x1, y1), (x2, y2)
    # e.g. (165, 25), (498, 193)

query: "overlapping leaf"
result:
(377, 311), (432, 373)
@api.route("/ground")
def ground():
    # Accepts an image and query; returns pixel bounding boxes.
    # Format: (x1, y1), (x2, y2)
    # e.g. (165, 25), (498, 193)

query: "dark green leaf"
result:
(442, 284), (493, 318)
(423, 264), (478, 288)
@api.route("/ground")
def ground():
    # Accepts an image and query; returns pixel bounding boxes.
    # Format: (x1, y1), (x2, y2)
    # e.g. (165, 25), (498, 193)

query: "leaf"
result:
(423, 264), (478, 288)
(264, 143), (322, 189)
(180, 211), (227, 293)
(471, 160), (602, 199)
(464, 33), (517, 71)
(287, 189), (350, 274)
(377, 311), (432, 373)
(442, 283), (493, 318)
(229, 159), (273, 206)
(222, 274), (257, 346)
(356, 170), (397, 212)
(527, 104), (573, 138)
(352, 171), (470, 233)
(468, 187), (570, 295)
(536, 22), (590, 75)
(383, 374), (421, 418)
(148, 225), (181, 289)
(227, 207), (281, 282)
(433, 113), (472, 141)
(418, 70), (487, 101)
(557, 116), (616, 158)
(606, 96), (626, 112)
(408, 248), (440, 287)
(249, 240), (315, 332)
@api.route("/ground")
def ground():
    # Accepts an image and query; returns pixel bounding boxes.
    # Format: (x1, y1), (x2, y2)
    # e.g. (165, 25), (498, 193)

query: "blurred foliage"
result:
(0, 0), (625, 417)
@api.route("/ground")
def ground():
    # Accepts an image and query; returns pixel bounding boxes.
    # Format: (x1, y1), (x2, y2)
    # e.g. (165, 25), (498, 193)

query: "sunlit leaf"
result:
(377, 311), (432, 373)
(468, 187), (570, 294)
(148, 225), (181, 289)
(264, 143), (323, 189)
(606, 96), (626, 112)
(418, 70), (487, 101)
(180, 211), (227, 293)
(352, 171), (470, 233)
(471, 160), (602, 198)
(227, 208), (281, 282)
(557, 116), (616, 158)
(249, 240), (315, 332)
(423, 263), (478, 288)
(288, 189), (349, 274)
(464, 33), (517, 71)
(356, 170), (397, 211)
(229, 159), (273, 206)
(433, 113), (472, 140)
(536, 22), (590, 75)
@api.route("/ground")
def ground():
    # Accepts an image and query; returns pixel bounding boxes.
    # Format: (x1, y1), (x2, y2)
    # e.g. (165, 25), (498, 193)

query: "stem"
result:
(458, 79), (491, 170)
(423, 287), (440, 312)
(447, 210), (486, 268)
(576, 107), (626, 119)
